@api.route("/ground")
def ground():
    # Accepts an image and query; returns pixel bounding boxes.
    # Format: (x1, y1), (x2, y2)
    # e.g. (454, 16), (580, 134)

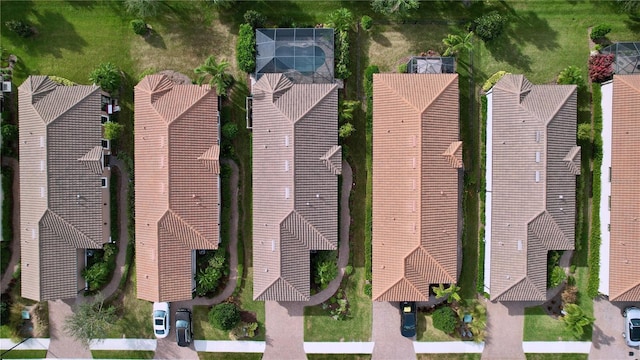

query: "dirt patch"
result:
(240, 310), (257, 324)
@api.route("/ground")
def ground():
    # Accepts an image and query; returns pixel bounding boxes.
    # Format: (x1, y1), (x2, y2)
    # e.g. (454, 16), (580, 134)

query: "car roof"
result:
(175, 308), (191, 321)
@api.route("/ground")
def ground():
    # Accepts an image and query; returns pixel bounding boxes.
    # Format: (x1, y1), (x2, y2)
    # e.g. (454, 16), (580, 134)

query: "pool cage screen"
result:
(256, 28), (335, 83)
(601, 42), (640, 75)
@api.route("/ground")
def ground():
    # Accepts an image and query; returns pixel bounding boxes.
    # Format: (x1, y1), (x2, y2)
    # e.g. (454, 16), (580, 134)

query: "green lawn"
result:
(308, 355), (372, 360)
(105, 266), (153, 338)
(91, 350), (154, 359)
(0, 350), (48, 359)
(304, 268), (372, 341)
(416, 354), (481, 360)
(416, 312), (456, 342)
(525, 354), (588, 360)
(198, 353), (262, 360)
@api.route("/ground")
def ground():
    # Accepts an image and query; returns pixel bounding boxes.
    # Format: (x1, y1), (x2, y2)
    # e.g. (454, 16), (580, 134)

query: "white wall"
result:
(598, 81), (613, 296)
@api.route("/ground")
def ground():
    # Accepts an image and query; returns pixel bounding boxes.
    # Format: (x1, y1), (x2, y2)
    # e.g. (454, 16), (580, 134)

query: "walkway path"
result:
(262, 162), (353, 360)
(0, 156), (20, 293)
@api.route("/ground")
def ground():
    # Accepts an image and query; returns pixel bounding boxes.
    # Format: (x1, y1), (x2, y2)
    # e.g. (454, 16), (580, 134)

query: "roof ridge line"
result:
(40, 86), (101, 125)
(291, 83), (338, 123)
(163, 86), (215, 125)
(42, 209), (101, 248)
(420, 74), (457, 115)
(417, 245), (457, 284)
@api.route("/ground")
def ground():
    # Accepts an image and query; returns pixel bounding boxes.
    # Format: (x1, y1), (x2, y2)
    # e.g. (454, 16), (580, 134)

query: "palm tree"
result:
(562, 303), (595, 338)
(432, 284), (462, 304)
(326, 8), (354, 32)
(194, 56), (234, 96)
(442, 32), (474, 57)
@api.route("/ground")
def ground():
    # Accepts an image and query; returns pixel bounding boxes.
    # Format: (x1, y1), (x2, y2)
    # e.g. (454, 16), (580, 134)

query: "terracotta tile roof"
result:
(252, 74), (340, 301)
(134, 75), (220, 302)
(488, 75), (579, 301)
(372, 73), (462, 301)
(608, 75), (640, 301)
(18, 75), (108, 301)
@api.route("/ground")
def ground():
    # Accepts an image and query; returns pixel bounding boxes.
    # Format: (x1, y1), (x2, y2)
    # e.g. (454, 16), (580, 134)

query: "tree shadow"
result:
(370, 31), (392, 47)
(29, 10), (88, 58)
(0, 0), (35, 24)
(624, 13), (640, 34)
(484, 36), (533, 73)
(63, 0), (95, 10)
(144, 29), (166, 50)
(510, 11), (559, 51)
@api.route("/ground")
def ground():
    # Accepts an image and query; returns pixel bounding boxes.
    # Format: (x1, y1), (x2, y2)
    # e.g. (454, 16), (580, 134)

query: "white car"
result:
(152, 302), (170, 339)
(623, 307), (640, 347)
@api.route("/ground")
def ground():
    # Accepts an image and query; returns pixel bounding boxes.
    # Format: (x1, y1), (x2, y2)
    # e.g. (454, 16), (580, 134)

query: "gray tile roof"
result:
(252, 74), (340, 301)
(18, 76), (109, 301)
(488, 75), (580, 301)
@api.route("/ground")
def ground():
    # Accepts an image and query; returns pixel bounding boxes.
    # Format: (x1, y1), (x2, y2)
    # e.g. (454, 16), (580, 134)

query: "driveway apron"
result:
(46, 299), (92, 359)
(263, 301), (306, 360)
(482, 301), (525, 360)
(590, 296), (638, 359)
(371, 301), (416, 360)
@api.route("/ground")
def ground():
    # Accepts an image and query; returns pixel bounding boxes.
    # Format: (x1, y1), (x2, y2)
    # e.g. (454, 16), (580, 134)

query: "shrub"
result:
(83, 261), (110, 291)
(130, 19), (148, 36)
(195, 252), (227, 296)
(335, 30), (351, 79)
(360, 15), (373, 31)
(588, 54), (614, 83)
(209, 303), (241, 331)
(364, 65), (380, 97)
(339, 123), (355, 138)
(473, 11), (507, 42)
(314, 252), (338, 289)
(562, 285), (578, 305)
(222, 122), (239, 141)
(590, 24), (612, 41)
(549, 266), (566, 288)
(244, 10), (266, 29)
(0, 301), (9, 326)
(397, 63), (408, 73)
(103, 121), (125, 140)
(482, 71), (509, 92)
(577, 123), (592, 141)
(587, 83), (603, 298)
(236, 23), (256, 73)
(326, 8), (353, 33)
(49, 76), (76, 86)
(432, 307), (457, 334)
(557, 65), (584, 87)
(371, 0), (419, 16)
(5, 20), (33, 38)
(89, 62), (122, 94)
(569, 264), (577, 274)
(344, 265), (354, 276)
(364, 284), (372, 297)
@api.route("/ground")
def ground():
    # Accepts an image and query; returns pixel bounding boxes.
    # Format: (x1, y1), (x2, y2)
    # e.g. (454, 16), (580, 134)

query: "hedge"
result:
(49, 76), (77, 86)
(236, 23), (256, 73)
(335, 30), (351, 79)
(482, 71), (509, 92)
(363, 65), (379, 291)
(477, 96), (488, 293)
(1, 166), (13, 276)
(587, 83), (602, 298)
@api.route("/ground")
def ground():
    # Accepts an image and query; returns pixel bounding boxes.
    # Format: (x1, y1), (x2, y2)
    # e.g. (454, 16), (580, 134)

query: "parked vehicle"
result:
(175, 308), (193, 347)
(400, 301), (417, 338)
(623, 307), (640, 347)
(152, 302), (170, 339)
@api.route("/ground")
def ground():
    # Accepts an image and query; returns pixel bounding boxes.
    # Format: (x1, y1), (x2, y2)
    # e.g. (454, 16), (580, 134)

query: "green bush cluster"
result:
(397, 63), (408, 73)
(104, 121), (125, 140)
(5, 20), (33, 38)
(482, 70), (509, 92)
(195, 251), (228, 296)
(209, 303), (241, 331)
(473, 11), (508, 42)
(312, 251), (338, 290)
(587, 83), (603, 298)
(1, 166), (13, 275)
(557, 65), (584, 87)
(549, 266), (566, 288)
(236, 23), (256, 73)
(432, 307), (458, 334)
(590, 24), (612, 40)
(360, 15), (373, 31)
(363, 65), (379, 296)
(49, 76), (77, 86)
(130, 19), (147, 36)
(222, 122), (239, 141)
(83, 243), (118, 292)
(335, 30), (351, 79)
(1, 123), (18, 157)
(243, 10), (266, 29)
(89, 62), (122, 94)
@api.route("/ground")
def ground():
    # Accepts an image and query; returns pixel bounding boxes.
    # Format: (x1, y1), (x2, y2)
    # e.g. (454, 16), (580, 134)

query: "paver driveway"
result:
(371, 301), (415, 360)
(482, 300), (525, 360)
(46, 299), (92, 359)
(263, 301), (306, 360)
(590, 296), (639, 359)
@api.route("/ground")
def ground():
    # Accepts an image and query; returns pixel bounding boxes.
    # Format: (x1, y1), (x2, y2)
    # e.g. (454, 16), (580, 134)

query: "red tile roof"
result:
(135, 75), (220, 302)
(372, 73), (462, 301)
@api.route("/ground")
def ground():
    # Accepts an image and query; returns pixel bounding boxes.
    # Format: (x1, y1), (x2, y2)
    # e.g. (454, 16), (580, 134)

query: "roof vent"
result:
(559, 195), (564, 200)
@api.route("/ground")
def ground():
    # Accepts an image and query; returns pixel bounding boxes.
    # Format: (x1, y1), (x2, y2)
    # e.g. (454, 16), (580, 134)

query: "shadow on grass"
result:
(484, 36), (533, 72)
(29, 10), (88, 58)
(144, 29), (166, 49)
(510, 10), (559, 51)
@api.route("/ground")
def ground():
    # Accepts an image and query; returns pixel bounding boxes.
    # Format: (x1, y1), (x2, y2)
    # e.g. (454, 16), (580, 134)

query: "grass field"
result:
(91, 350), (155, 359)
(105, 266), (153, 338)
(525, 354), (588, 360)
(416, 312), (456, 342)
(304, 268), (372, 341)
(198, 353), (262, 360)
(0, 350), (48, 359)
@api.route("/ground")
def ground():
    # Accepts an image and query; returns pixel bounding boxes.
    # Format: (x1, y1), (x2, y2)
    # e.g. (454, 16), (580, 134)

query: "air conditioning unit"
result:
(1, 82), (11, 93)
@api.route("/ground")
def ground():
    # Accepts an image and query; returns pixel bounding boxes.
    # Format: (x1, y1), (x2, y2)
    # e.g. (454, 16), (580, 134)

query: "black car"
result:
(175, 308), (192, 347)
(400, 301), (417, 338)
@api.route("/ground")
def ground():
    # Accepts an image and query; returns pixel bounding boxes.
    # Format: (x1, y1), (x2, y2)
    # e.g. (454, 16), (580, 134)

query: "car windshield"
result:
(631, 319), (640, 341)
(176, 320), (189, 328)
(153, 310), (165, 318)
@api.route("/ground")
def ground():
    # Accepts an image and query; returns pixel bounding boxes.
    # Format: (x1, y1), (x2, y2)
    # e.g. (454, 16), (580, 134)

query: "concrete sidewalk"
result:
(0, 338), (50, 350)
(523, 341), (592, 353)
